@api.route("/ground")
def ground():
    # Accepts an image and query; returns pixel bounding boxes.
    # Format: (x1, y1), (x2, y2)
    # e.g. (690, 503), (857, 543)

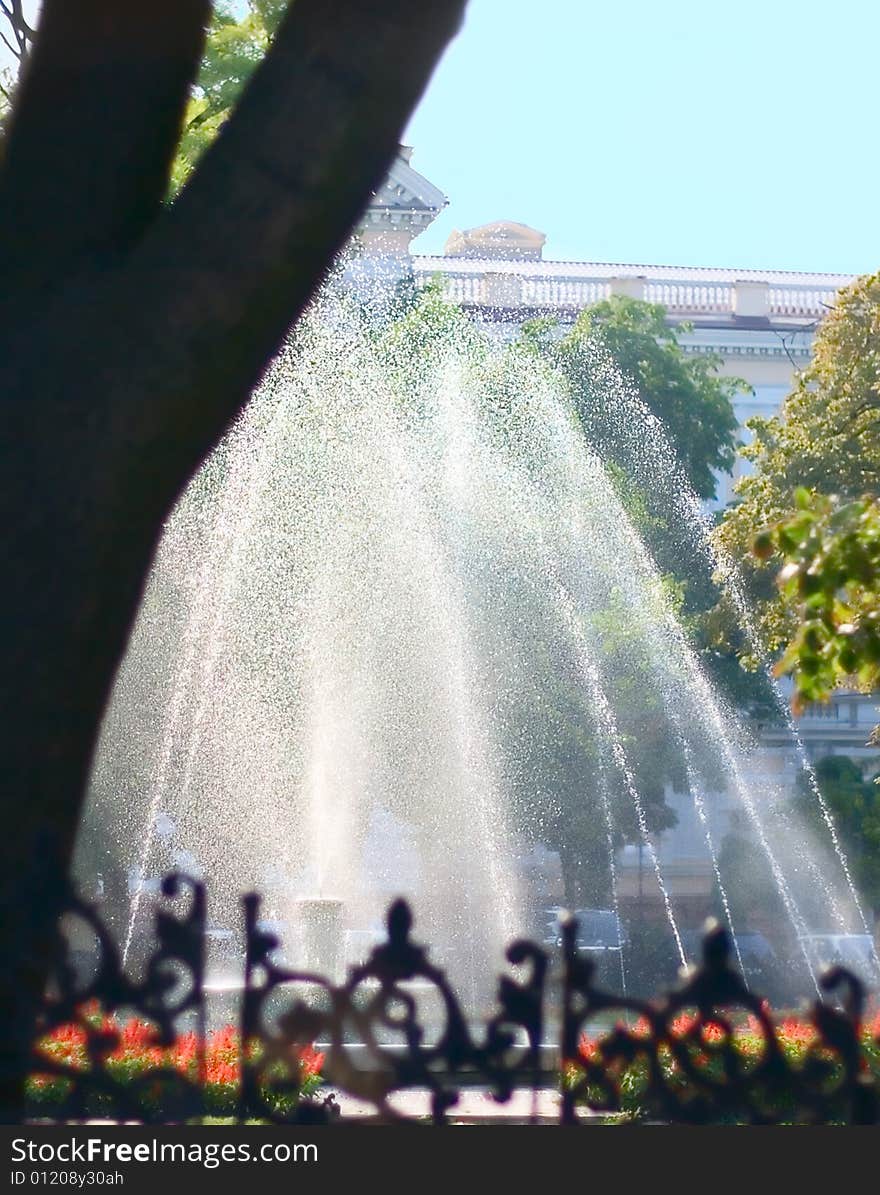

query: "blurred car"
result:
(681, 928), (777, 968)
(679, 928), (780, 998)
(798, 933), (880, 983)
(734, 931), (777, 965)
(550, 907), (625, 954)
(537, 906), (567, 947)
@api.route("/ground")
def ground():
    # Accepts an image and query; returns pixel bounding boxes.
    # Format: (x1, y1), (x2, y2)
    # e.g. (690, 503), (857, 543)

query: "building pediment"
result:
(358, 149), (447, 260)
(370, 147), (448, 216)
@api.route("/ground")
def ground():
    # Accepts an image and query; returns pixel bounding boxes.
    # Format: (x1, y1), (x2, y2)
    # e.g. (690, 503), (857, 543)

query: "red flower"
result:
(297, 1045), (325, 1078)
(777, 1018), (817, 1046)
(31, 1015), (327, 1093)
(48, 1022), (88, 1047)
(577, 1034), (599, 1062)
(701, 1021), (725, 1043)
(173, 1032), (199, 1073)
(205, 1059), (238, 1086)
(670, 1013), (697, 1038)
(118, 1019), (157, 1050)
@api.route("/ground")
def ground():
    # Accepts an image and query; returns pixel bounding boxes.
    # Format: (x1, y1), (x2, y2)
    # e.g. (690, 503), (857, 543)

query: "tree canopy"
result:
(716, 272), (880, 698)
(557, 296), (741, 502)
(522, 298), (774, 716)
(799, 755), (880, 913)
(536, 297), (742, 605)
(375, 287), (682, 909)
(172, 1), (287, 191)
(0, 0), (465, 1118)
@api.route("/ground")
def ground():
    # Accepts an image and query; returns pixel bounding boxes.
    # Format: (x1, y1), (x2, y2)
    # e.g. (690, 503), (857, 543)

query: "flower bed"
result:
(569, 1006), (880, 1121)
(29, 1006), (324, 1119)
(28, 1002), (880, 1122)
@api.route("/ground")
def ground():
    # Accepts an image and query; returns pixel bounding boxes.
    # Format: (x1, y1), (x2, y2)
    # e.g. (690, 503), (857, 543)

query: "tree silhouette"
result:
(0, 0), (465, 1118)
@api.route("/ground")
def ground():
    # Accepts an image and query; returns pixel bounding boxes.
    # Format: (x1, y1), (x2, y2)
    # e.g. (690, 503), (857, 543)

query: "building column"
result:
(609, 276), (647, 301)
(733, 280), (770, 319)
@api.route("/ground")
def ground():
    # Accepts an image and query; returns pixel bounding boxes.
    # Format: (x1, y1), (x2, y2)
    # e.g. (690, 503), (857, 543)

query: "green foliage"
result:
(797, 756), (880, 911)
(527, 297), (775, 718)
(0, 70), (13, 119)
(521, 297), (743, 596)
(29, 1016), (324, 1119)
(511, 597), (682, 907)
(375, 277), (486, 390)
(558, 296), (742, 501)
(716, 271), (880, 668)
(171, 2), (288, 193)
(760, 491), (880, 708)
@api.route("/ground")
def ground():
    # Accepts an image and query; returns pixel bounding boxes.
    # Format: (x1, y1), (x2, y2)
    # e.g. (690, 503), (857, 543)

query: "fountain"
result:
(77, 264), (874, 1004)
(297, 897), (345, 982)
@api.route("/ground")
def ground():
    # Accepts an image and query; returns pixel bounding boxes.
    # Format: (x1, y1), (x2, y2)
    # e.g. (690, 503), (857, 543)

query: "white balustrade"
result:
(412, 263), (845, 323)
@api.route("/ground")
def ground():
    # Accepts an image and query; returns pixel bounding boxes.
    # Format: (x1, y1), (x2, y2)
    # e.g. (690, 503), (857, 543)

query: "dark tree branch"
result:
(0, 0), (33, 62)
(0, 1), (210, 298)
(127, 0), (466, 477)
(6, 0), (467, 512)
(0, 0), (466, 1119)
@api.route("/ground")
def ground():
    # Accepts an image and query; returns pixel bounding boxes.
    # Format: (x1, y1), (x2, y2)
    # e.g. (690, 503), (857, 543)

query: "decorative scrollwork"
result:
(27, 876), (880, 1125)
(31, 874), (206, 1122)
(562, 918), (879, 1125)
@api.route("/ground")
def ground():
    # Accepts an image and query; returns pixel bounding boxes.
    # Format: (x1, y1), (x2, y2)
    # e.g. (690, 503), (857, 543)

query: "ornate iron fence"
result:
(28, 874), (880, 1124)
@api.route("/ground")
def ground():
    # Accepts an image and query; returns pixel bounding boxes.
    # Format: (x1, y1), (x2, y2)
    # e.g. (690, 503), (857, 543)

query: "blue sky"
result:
(405, 0), (879, 274)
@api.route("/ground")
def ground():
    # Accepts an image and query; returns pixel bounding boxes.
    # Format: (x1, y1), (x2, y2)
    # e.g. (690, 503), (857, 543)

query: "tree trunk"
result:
(0, 0), (466, 1119)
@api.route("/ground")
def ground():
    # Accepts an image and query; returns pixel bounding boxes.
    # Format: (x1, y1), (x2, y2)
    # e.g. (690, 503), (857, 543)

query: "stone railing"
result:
(644, 281), (733, 314)
(768, 286), (839, 318)
(519, 277), (612, 308)
(412, 258), (852, 324)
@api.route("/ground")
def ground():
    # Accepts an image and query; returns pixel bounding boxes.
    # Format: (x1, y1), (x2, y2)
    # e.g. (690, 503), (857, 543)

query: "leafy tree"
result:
(716, 271), (880, 670)
(557, 296), (741, 502)
(0, 0), (36, 115)
(521, 634), (680, 909)
(524, 298), (742, 609)
(494, 574), (683, 910)
(522, 298), (775, 719)
(715, 274), (880, 925)
(172, 1), (287, 192)
(796, 755), (880, 914)
(755, 490), (880, 711)
(518, 298), (791, 903)
(0, 0), (465, 1119)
